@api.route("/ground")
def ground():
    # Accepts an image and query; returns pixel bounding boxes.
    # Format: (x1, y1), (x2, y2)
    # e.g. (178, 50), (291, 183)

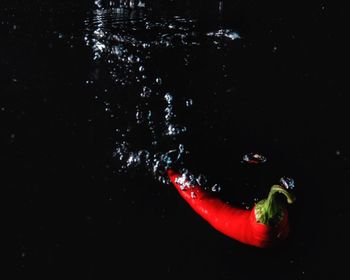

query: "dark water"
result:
(3, 1), (348, 279)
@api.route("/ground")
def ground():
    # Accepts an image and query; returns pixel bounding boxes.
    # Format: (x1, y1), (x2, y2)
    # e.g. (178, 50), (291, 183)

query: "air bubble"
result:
(141, 86), (151, 98)
(279, 177), (295, 190)
(185, 99), (193, 107)
(211, 184), (221, 192)
(196, 174), (207, 186)
(155, 77), (162, 85)
(207, 29), (241, 41)
(242, 153), (267, 164)
(191, 192), (197, 199)
(164, 92), (173, 103)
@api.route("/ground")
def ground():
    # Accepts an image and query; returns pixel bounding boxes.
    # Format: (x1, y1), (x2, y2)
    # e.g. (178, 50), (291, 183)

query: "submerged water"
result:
(3, 1), (348, 279)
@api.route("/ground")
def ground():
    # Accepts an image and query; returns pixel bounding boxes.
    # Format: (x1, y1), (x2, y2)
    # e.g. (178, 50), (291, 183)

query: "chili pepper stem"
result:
(255, 185), (296, 226)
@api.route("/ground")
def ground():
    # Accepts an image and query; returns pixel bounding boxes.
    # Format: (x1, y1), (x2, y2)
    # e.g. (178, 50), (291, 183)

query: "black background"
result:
(2, 1), (348, 279)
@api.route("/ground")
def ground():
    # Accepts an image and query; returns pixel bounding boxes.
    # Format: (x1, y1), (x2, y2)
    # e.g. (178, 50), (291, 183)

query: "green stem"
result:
(255, 185), (296, 226)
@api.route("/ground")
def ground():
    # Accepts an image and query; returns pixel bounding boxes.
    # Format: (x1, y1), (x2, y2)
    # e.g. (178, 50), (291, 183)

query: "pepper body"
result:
(167, 169), (290, 248)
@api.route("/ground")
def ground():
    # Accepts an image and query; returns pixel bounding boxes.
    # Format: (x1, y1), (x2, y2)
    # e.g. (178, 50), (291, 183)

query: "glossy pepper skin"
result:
(167, 169), (291, 248)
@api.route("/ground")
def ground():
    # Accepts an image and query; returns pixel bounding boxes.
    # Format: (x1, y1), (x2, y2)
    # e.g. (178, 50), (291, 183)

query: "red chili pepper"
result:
(167, 169), (295, 248)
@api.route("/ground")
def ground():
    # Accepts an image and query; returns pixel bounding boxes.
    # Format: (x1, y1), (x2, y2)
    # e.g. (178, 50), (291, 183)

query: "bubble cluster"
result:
(84, 4), (241, 191)
(84, 8), (199, 86)
(113, 142), (186, 181)
(207, 29), (241, 41)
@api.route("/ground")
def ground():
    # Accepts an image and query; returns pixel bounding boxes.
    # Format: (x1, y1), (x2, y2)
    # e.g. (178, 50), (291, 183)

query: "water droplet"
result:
(139, 65), (145, 72)
(191, 191), (197, 199)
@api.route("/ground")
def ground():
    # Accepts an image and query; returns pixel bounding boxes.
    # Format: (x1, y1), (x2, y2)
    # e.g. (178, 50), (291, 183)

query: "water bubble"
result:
(279, 177), (295, 190)
(164, 92), (173, 103)
(84, 14), (200, 181)
(196, 174), (207, 186)
(207, 29), (241, 41)
(135, 110), (143, 123)
(178, 144), (185, 154)
(137, 0), (146, 8)
(165, 124), (187, 136)
(242, 153), (267, 164)
(155, 77), (162, 85)
(141, 86), (151, 98)
(111, 45), (123, 56)
(163, 149), (182, 165)
(127, 54), (140, 63)
(180, 168), (189, 176)
(146, 110), (152, 120)
(138, 150), (150, 163)
(94, 0), (102, 8)
(164, 106), (174, 121)
(185, 99), (193, 107)
(211, 184), (221, 192)
(175, 173), (191, 190)
(161, 152), (175, 166)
